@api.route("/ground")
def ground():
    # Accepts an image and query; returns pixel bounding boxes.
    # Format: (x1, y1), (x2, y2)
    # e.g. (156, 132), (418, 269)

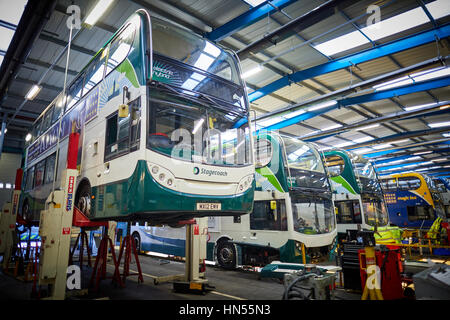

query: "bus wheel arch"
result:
(215, 237), (237, 270)
(75, 179), (91, 217)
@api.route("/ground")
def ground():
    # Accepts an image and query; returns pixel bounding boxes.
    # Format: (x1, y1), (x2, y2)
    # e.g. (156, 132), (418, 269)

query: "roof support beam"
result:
(206, 0), (299, 42)
(248, 23), (450, 102)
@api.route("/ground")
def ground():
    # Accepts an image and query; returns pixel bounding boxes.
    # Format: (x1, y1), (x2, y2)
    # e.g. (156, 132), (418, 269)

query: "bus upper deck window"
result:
(66, 75), (84, 111)
(52, 95), (64, 124)
(105, 24), (135, 75)
(83, 51), (107, 94)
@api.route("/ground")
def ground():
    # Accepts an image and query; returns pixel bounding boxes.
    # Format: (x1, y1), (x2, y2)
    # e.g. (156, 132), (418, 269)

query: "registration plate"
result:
(197, 203), (221, 211)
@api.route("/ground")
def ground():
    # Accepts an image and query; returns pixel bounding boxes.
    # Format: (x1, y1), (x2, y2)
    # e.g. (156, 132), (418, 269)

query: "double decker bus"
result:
(19, 9), (254, 225)
(125, 132), (337, 268)
(323, 150), (389, 238)
(380, 173), (446, 228)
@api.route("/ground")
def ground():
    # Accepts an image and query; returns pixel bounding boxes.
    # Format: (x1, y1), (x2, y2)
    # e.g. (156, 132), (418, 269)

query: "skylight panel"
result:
(0, 0), (27, 25)
(243, 0), (266, 7)
(335, 141), (354, 148)
(372, 143), (392, 150)
(313, 31), (369, 57)
(426, 0), (450, 20)
(361, 7), (429, 41)
(0, 27), (15, 52)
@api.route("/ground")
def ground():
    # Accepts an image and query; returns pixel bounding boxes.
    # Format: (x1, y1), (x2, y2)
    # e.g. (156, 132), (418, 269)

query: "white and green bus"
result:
(19, 9), (255, 226)
(323, 149), (389, 240)
(126, 132), (337, 268)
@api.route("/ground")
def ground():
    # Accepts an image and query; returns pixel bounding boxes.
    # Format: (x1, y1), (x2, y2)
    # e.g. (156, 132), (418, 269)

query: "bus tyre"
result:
(76, 182), (91, 217)
(132, 232), (141, 254)
(216, 241), (236, 270)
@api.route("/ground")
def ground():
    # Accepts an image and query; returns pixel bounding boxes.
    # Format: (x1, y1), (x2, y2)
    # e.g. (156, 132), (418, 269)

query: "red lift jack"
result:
(117, 224), (144, 285)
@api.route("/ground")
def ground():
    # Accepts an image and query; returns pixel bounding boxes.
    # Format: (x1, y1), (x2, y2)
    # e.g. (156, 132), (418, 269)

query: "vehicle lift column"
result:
(173, 217), (211, 294)
(37, 132), (80, 300)
(0, 169), (23, 271)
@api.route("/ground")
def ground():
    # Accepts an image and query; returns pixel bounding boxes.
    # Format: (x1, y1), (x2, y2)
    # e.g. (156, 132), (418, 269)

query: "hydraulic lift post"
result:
(0, 169), (23, 271)
(37, 132), (79, 300)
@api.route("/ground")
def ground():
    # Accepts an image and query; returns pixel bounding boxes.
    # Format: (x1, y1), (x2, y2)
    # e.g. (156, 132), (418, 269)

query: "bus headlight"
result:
(236, 174), (254, 194)
(148, 162), (177, 191)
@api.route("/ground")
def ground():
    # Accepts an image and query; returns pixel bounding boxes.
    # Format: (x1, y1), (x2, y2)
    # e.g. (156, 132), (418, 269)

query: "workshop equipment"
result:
(282, 264), (336, 300)
(413, 264), (450, 299)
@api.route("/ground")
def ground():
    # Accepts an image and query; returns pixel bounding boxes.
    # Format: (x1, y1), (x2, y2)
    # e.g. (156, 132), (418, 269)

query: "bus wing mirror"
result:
(270, 200), (277, 210)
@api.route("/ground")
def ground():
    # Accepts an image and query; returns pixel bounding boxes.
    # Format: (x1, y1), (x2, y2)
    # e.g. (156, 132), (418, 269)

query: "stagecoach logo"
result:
(66, 176), (75, 212)
(193, 166), (227, 177)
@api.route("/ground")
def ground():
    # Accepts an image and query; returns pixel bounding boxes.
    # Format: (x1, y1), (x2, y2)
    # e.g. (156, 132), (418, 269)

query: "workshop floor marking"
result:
(107, 263), (245, 300)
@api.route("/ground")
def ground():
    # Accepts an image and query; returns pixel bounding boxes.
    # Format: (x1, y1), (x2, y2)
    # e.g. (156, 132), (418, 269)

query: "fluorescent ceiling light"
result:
(319, 146), (332, 151)
(258, 116), (285, 127)
(284, 109), (306, 119)
(320, 124), (342, 131)
(335, 141), (354, 148)
(392, 139), (410, 144)
(0, 128), (7, 135)
(426, 0), (450, 20)
(411, 66), (450, 82)
(404, 102), (436, 111)
(428, 121), (450, 128)
(354, 147), (373, 154)
(375, 66), (450, 91)
(25, 85), (42, 100)
(443, 133), (450, 137)
(25, 133), (32, 142)
(355, 124), (380, 131)
(84, 0), (114, 27)
(242, 65), (263, 79)
(307, 100), (337, 112)
(414, 151), (432, 155)
(354, 136), (374, 143)
(242, 0), (266, 7)
(372, 143), (392, 150)
(433, 158), (448, 162)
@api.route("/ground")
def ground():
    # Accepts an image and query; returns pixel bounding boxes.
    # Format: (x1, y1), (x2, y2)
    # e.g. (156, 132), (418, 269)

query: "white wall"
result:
(0, 153), (22, 209)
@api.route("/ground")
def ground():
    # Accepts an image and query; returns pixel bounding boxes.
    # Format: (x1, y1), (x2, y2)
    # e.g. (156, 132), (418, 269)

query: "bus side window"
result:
(25, 167), (34, 191)
(33, 117), (42, 140)
(44, 153), (56, 185)
(105, 99), (141, 161)
(105, 113), (119, 159)
(41, 105), (54, 134)
(34, 160), (46, 188)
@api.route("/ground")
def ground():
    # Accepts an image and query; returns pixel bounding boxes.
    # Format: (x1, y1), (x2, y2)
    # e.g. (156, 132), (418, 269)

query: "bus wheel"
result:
(76, 183), (91, 217)
(132, 232), (141, 254)
(216, 241), (236, 270)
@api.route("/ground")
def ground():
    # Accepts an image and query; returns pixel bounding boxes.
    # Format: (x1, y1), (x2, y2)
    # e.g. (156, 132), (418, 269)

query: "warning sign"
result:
(62, 227), (71, 235)
(194, 224), (199, 235)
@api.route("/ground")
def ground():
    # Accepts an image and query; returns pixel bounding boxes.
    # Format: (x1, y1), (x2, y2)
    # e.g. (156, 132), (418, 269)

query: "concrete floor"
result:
(0, 252), (361, 300)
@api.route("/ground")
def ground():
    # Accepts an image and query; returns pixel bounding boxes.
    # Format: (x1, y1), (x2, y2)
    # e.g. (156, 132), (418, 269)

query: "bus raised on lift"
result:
(19, 9), (255, 225)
